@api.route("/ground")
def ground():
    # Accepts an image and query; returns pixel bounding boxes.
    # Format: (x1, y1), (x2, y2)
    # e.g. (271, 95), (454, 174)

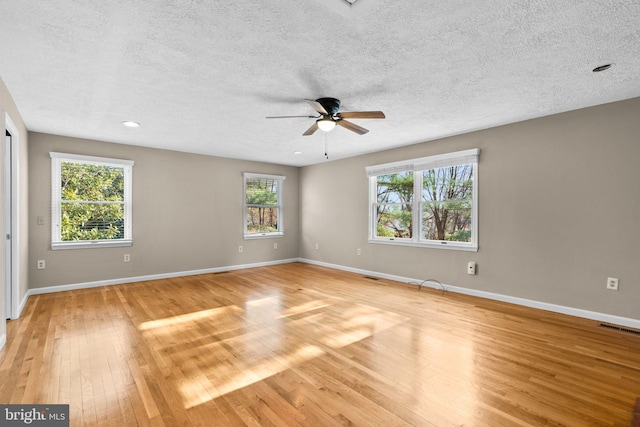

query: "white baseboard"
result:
(26, 258), (299, 298)
(0, 332), (5, 351)
(18, 257), (640, 331)
(298, 258), (640, 330)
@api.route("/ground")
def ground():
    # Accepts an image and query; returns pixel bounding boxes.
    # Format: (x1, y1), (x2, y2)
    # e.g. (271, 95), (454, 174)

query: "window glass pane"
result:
(61, 202), (125, 241)
(422, 165), (473, 202)
(375, 173), (414, 239)
(421, 201), (472, 242)
(421, 164), (473, 242)
(376, 172), (414, 203)
(246, 206), (279, 233)
(246, 178), (278, 206)
(61, 162), (124, 202)
(375, 203), (413, 239)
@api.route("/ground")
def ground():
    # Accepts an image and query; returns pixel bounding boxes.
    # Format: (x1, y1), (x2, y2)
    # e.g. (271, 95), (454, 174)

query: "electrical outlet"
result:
(315, 243), (319, 250)
(37, 260), (45, 270)
(357, 248), (361, 255)
(124, 254), (130, 262)
(606, 277), (619, 290)
(467, 261), (476, 275)
(239, 245), (243, 253)
(273, 243), (278, 249)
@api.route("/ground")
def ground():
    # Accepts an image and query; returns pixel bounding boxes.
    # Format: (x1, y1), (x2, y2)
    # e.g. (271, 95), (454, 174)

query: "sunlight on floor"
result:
(139, 305), (242, 331)
(140, 296), (414, 410)
(276, 298), (332, 318)
(364, 320), (480, 424)
(179, 344), (325, 408)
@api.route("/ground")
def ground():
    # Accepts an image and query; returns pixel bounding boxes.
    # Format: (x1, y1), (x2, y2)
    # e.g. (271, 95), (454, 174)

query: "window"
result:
(50, 152), (134, 249)
(367, 149), (478, 251)
(243, 173), (285, 238)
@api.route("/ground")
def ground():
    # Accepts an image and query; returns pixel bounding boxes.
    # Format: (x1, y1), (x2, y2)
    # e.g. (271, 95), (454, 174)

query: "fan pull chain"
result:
(324, 133), (329, 160)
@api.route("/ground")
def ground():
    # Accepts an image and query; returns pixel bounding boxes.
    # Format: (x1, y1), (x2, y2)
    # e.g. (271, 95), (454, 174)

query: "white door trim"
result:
(3, 112), (20, 320)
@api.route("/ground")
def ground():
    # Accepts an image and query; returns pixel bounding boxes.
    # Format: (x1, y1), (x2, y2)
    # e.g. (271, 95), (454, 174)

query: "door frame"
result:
(3, 112), (20, 320)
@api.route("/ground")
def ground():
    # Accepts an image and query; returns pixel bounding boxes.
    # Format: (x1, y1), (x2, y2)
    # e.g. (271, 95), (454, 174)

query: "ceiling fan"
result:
(266, 97), (385, 136)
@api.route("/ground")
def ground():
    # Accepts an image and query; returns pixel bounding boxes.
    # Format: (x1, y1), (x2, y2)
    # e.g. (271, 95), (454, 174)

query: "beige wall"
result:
(0, 76), (29, 341)
(29, 133), (299, 288)
(300, 97), (640, 320)
(20, 95), (640, 323)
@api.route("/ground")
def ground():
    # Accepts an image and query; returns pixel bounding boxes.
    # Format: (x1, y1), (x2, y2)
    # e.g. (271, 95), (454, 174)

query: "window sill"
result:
(244, 232), (283, 240)
(368, 238), (477, 252)
(51, 239), (133, 250)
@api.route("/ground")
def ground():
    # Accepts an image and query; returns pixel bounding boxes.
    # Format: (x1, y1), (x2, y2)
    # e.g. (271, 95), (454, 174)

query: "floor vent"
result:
(213, 271), (229, 275)
(599, 323), (640, 336)
(363, 276), (379, 281)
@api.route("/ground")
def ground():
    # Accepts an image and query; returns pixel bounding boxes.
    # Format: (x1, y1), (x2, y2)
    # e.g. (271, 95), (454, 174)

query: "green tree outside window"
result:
(245, 177), (280, 234)
(60, 162), (126, 241)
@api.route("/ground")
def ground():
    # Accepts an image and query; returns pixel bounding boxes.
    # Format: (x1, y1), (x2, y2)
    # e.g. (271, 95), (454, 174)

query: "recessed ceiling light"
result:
(592, 63), (613, 72)
(122, 121), (140, 127)
(294, 151), (302, 155)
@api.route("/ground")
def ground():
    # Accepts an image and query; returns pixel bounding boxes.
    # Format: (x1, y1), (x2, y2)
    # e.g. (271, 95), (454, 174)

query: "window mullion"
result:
(60, 200), (124, 205)
(413, 170), (421, 242)
(247, 204), (278, 208)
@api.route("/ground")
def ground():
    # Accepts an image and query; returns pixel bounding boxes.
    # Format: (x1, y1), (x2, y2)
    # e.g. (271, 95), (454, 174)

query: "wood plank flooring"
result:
(1, 262), (639, 426)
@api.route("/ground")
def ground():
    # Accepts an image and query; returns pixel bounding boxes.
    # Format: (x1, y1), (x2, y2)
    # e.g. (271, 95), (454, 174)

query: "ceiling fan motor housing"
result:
(316, 97), (341, 115)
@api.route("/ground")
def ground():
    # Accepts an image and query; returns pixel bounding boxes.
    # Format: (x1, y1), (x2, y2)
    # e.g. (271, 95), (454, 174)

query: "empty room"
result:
(1, 1), (639, 426)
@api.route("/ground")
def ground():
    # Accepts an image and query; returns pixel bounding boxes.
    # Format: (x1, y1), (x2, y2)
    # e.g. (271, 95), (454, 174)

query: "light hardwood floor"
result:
(1, 262), (639, 426)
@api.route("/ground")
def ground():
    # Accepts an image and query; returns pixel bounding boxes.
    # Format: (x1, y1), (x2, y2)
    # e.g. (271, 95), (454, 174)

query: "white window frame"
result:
(50, 152), (134, 250)
(366, 149), (479, 251)
(243, 172), (285, 239)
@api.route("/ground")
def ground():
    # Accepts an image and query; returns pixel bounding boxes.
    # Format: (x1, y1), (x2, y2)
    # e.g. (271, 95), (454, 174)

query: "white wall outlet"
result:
(467, 261), (476, 275)
(239, 245), (243, 253)
(37, 260), (45, 270)
(315, 243), (319, 250)
(124, 254), (130, 262)
(606, 277), (619, 290)
(273, 243), (278, 249)
(357, 248), (361, 256)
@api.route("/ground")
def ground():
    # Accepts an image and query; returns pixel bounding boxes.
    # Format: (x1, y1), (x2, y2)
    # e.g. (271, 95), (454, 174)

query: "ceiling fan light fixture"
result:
(317, 117), (336, 132)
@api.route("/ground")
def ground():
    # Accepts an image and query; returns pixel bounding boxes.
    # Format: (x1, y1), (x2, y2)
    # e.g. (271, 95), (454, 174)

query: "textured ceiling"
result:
(1, 1), (639, 166)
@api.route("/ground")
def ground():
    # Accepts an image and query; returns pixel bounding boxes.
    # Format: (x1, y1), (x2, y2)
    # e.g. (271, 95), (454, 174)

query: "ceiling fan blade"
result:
(305, 99), (329, 115)
(266, 115), (317, 119)
(338, 111), (385, 119)
(303, 122), (319, 136)
(337, 119), (369, 135)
